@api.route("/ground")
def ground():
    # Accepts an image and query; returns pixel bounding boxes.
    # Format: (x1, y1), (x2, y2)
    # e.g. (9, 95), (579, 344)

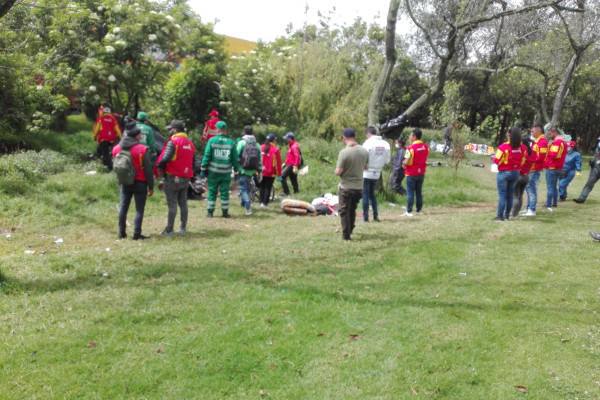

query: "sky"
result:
(188, 0), (393, 43)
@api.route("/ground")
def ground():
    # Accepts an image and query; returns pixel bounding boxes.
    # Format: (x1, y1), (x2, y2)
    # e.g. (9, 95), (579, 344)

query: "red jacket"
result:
(494, 142), (525, 171)
(531, 136), (548, 172)
(546, 138), (567, 170)
(261, 143), (282, 178)
(201, 117), (220, 141)
(112, 143), (147, 182)
(404, 140), (430, 176)
(157, 133), (195, 178)
(285, 140), (301, 167)
(93, 113), (122, 143)
(520, 148), (536, 175)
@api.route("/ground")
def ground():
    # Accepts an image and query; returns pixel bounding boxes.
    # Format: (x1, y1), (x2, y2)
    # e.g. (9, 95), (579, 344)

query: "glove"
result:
(277, 176), (282, 182)
(293, 166), (298, 174)
(576, 171), (582, 178)
(199, 170), (205, 178)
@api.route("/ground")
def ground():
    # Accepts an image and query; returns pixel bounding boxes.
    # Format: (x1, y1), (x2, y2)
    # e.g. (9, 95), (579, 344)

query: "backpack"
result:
(113, 148), (138, 185)
(240, 139), (261, 170)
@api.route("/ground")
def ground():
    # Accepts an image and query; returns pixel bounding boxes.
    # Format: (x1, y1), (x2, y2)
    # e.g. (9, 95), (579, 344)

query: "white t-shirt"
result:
(362, 135), (391, 179)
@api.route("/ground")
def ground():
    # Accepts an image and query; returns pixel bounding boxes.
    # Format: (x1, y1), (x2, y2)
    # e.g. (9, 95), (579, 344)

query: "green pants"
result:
(206, 172), (231, 213)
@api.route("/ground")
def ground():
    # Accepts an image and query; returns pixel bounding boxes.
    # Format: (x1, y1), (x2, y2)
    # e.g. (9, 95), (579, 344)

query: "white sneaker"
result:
(547, 207), (554, 212)
(260, 203), (266, 208)
(524, 210), (536, 217)
(401, 211), (414, 217)
(245, 209), (253, 215)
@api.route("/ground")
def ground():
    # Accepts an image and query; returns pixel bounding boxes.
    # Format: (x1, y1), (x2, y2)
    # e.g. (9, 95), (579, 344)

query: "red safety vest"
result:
(112, 143), (147, 182)
(404, 140), (430, 176)
(161, 134), (195, 178)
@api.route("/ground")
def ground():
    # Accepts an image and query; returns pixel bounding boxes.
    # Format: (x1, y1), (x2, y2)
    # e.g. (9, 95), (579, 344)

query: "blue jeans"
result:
(119, 181), (148, 235)
(362, 178), (378, 221)
(558, 170), (575, 198)
(406, 175), (425, 213)
(525, 170), (541, 211)
(238, 175), (252, 210)
(496, 170), (519, 219)
(545, 169), (560, 207)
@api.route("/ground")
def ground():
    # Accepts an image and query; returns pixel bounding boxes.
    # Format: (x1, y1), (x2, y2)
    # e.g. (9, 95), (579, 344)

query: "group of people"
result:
(98, 106), (303, 239)
(335, 127), (430, 240)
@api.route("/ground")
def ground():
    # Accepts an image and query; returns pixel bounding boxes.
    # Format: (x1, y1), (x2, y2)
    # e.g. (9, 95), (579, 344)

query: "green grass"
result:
(1, 131), (600, 399)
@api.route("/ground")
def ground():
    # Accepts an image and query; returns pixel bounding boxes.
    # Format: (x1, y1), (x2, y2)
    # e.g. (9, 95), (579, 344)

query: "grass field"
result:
(1, 124), (600, 399)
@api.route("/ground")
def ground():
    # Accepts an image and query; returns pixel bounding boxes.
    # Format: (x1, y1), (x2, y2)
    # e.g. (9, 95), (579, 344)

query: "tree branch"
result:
(405, 0), (444, 59)
(458, 0), (568, 30)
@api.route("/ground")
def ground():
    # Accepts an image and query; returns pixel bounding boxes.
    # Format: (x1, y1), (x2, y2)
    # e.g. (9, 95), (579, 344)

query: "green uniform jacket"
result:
(136, 121), (156, 156)
(201, 134), (239, 175)
(236, 135), (263, 176)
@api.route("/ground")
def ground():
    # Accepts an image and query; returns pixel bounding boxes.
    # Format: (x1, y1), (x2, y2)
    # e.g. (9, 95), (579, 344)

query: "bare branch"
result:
(405, 0), (444, 59)
(458, 0), (568, 30)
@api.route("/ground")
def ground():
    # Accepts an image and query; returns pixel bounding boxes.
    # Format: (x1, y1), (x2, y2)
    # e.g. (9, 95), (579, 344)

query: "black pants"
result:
(260, 176), (275, 205)
(97, 141), (116, 170)
(579, 165), (600, 201)
(281, 165), (298, 194)
(119, 181), (148, 236)
(338, 188), (362, 240)
(511, 174), (529, 217)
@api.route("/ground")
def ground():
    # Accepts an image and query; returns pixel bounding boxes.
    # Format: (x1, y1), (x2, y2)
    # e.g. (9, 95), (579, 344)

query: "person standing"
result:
(544, 126), (567, 210)
(156, 120), (195, 235)
(112, 122), (154, 240)
(389, 137), (407, 195)
(236, 125), (262, 215)
(493, 127), (525, 221)
(402, 128), (430, 217)
(260, 134), (282, 207)
(511, 136), (534, 218)
(573, 137), (600, 204)
(201, 121), (239, 218)
(558, 141), (582, 201)
(362, 126), (390, 222)
(93, 104), (122, 170)
(442, 126), (452, 156)
(335, 128), (369, 241)
(201, 110), (220, 142)
(523, 124), (548, 217)
(280, 132), (301, 196)
(135, 111), (157, 162)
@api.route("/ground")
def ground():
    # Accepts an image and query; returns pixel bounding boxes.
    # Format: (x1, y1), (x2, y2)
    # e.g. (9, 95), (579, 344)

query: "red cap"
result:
(209, 110), (219, 117)
(568, 141), (575, 148)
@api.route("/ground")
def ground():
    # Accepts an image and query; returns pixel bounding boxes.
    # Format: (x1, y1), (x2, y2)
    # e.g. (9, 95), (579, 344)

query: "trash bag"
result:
(379, 113), (408, 140)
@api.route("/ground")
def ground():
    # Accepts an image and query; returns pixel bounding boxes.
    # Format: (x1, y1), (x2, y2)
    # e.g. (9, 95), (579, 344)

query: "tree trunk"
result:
(367, 0), (401, 128)
(551, 52), (581, 127)
(0, 0), (16, 19)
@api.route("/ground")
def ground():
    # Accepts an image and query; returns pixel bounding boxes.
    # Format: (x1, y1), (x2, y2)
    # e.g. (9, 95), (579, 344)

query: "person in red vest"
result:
(544, 126), (567, 211)
(401, 128), (430, 217)
(112, 121), (154, 240)
(201, 110), (220, 141)
(93, 103), (123, 170)
(493, 127), (525, 221)
(156, 120), (196, 235)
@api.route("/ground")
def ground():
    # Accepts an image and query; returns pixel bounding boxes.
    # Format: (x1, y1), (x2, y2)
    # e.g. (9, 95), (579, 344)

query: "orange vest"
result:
(404, 141), (430, 176)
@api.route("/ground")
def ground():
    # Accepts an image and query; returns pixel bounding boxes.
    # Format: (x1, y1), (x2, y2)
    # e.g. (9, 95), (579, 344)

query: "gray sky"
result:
(188, 0), (393, 42)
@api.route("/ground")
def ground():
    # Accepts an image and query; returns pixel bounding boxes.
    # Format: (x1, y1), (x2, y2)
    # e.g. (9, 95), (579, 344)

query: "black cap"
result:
(165, 119), (185, 132)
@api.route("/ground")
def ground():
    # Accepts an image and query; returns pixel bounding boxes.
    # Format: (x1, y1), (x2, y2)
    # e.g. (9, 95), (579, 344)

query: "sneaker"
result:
(222, 212), (231, 218)
(118, 232), (127, 239)
(206, 211), (213, 218)
(401, 212), (414, 217)
(176, 228), (187, 235)
(160, 230), (174, 236)
(573, 198), (585, 204)
(373, 217), (380, 222)
(260, 203), (266, 208)
(547, 207), (554, 212)
(524, 210), (536, 217)
(245, 209), (253, 215)
(590, 231), (600, 241)
(559, 196), (566, 202)
(492, 216), (504, 221)
(133, 234), (149, 240)
(415, 211), (422, 216)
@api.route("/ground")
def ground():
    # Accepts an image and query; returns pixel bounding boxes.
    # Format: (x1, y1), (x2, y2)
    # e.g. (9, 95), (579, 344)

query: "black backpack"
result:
(240, 139), (261, 170)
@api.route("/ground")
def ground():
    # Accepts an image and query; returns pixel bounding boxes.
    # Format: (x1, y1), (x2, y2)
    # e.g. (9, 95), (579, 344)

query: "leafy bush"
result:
(0, 150), (71, 194)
